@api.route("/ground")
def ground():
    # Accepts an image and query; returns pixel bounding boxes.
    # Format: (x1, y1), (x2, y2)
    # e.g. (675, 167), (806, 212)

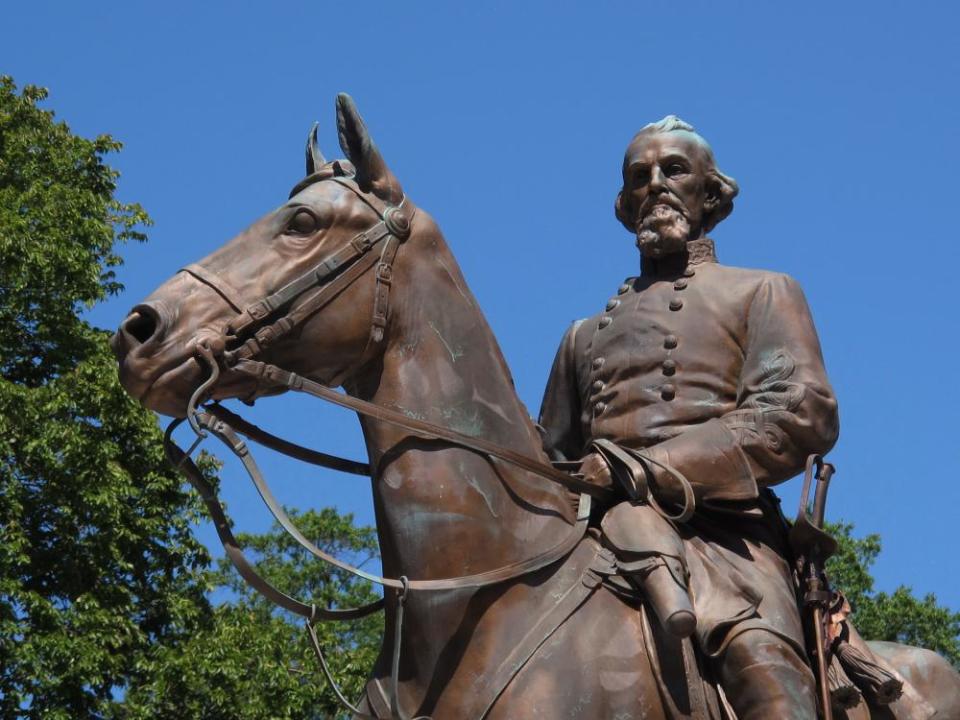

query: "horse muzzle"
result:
(112, 301), (207, 416)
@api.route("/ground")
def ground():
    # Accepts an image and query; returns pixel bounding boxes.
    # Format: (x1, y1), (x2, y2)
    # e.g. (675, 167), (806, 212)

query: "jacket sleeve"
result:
(538, 320), (586, 462)
(643, 273), (839, 506)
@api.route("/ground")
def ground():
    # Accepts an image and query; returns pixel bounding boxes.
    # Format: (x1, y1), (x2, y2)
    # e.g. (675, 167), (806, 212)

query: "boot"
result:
(719, 629), (818, 720)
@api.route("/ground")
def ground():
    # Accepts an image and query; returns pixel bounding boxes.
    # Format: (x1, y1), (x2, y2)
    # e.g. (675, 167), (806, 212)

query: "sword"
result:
(790, 454), (838, 720)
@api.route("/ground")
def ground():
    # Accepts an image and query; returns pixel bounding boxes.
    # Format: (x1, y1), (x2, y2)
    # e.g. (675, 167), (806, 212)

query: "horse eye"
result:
(287, 209), (318, 235)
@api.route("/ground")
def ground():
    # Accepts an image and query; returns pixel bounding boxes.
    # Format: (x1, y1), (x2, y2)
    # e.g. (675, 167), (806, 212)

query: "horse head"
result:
(112, 94), (411, 417)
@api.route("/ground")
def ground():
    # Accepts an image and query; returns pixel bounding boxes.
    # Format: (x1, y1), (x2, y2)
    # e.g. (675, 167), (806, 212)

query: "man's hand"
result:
(579, 451), (614, 490)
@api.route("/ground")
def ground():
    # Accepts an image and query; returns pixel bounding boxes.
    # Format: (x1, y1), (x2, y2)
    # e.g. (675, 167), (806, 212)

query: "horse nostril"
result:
(121, 306), (162, 346)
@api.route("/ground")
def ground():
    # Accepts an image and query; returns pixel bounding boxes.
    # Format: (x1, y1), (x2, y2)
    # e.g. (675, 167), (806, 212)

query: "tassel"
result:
(827, 656), (861, 711)
(835, 639), (903, 705)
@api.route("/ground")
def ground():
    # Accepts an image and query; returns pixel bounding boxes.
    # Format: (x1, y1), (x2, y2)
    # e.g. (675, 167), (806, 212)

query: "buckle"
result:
(249, 302), (269, 320)
(351, 233), (372, 253)
(375, 263), (393, 283)
(254, 326), (276, 347)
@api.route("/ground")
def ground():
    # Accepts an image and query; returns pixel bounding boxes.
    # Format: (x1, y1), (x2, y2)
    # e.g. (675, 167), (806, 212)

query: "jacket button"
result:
(618, 282), (631, 295)
(664, 334), (678, 349)
(674, 279), (688, 290)
(594, 401), (607, 415)
(599, 316), (612, 329)
(662, 358), (677, 376)
(661, 384), (676, 401)
(606, 299), (620, 311)
(683, 267), (696, 278)
(592, 357), (605, 370)
(669, 299), (684, 311)
(592, 380), (605, 393)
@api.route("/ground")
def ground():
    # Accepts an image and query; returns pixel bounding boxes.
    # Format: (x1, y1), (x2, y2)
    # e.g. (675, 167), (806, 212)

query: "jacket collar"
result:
(640, 237), (717, 277)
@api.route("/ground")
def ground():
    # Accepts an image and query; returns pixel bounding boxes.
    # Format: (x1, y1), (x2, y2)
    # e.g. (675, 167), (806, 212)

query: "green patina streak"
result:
(441, 405), (485, 438)
(428, 321), (464, 363)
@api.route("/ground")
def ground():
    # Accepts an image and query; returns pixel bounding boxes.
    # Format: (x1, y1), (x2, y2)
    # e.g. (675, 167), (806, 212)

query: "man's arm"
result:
(538, 320), (586, 462)
(644, 273), (840, 506)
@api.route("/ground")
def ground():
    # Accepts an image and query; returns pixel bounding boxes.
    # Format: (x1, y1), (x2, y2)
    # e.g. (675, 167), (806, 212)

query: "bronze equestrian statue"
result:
(111, 95), (960, 718)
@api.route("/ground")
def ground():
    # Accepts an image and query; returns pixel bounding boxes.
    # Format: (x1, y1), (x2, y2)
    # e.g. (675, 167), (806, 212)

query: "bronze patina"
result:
(112, 97), (960, 718)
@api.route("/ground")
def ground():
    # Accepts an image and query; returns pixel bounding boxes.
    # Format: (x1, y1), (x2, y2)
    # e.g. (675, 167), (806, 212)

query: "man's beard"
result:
(635, 204), (691, 258)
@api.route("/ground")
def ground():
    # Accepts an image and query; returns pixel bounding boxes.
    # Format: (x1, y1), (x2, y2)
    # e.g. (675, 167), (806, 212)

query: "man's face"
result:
(622, 130), (711, 258)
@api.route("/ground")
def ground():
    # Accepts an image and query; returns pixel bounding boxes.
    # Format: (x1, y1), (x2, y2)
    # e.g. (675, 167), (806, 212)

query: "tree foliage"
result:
(120, 509), (383, 719)
(827, 521), (960, 667)
(0, 74), (213, 718)
(0, 76), (382, 719)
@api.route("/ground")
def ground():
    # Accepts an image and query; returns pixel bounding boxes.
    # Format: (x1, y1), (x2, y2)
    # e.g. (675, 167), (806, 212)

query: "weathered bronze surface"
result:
(112, 98), (960, 718)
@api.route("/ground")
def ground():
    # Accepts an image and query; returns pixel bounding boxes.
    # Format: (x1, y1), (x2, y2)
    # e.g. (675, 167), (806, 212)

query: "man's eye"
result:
(666, 164), (687, 176)
(287, 209), (318, 235)
(633, 169), (650, 185)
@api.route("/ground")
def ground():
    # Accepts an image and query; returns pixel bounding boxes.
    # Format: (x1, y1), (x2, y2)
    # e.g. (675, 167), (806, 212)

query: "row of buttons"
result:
(590, 267), (698, 412)
(659, 266), (696, 400)
(589, 280), (635, 415)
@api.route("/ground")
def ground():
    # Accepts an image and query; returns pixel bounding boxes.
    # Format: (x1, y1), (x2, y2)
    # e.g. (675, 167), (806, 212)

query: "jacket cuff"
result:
(642, 419), (758, 505)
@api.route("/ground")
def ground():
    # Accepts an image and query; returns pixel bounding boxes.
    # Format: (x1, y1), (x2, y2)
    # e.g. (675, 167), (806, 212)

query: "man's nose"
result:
(649, 166), (666, 191)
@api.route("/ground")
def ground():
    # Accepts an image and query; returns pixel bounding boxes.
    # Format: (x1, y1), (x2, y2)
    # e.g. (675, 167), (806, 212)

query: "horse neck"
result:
(352, 213), (576, 582)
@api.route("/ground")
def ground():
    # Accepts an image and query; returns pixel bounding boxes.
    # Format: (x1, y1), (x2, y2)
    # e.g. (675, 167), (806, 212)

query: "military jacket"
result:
(539, 238), (840, 507)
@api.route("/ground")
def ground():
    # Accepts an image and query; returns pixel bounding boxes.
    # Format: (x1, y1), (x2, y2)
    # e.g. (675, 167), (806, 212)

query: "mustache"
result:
(639, 194), (686, 219)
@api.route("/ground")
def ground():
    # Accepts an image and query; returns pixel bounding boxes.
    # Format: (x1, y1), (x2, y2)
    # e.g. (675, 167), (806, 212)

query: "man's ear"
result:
(702, 170), (738, 232)
(703, 178), (720, 215)
(614, 190), (635, 233)
(335, 93), (403, 205)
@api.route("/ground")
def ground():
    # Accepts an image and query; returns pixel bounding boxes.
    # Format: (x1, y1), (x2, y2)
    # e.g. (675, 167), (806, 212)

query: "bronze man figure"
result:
(539, 116), (839, 719)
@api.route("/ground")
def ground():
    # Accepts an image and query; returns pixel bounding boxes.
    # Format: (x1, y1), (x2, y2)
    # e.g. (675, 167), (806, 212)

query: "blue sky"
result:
(6, 2), (959, 611)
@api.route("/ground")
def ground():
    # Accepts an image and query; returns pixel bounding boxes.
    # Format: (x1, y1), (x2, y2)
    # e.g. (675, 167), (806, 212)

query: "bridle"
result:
(163, 169), (693, 719)
(179, 171), (413, 389)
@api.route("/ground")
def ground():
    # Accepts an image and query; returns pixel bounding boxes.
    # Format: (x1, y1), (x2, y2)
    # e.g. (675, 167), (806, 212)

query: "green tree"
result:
(827, 521), (960, 667)
(0, 74), (213, 718)
(120, 509), (383, 719)
(0, 76), (383, 719)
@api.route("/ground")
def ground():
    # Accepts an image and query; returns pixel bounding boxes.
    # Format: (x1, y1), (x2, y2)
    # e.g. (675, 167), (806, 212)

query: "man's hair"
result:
(615, 115), (739, 234)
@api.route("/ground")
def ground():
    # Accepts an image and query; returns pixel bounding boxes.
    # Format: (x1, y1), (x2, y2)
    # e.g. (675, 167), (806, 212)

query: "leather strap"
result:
(205, 403), (370, 475)
(179, 263), (246, 313)
(474, 542), (607, 718)
(231, 358), (613, 502)
(163, 419), (384, 621)
(591, 438), (695, 522)
(196, 406), (592, 592)
(371, 234), (400, 343)
(225, 246), (385, 364)
(333, 175), (392, 218)
(227, 218), (394, 339)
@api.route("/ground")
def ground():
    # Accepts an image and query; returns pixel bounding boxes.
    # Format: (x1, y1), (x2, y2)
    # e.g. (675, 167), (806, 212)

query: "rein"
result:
(164, 172), (604, 719)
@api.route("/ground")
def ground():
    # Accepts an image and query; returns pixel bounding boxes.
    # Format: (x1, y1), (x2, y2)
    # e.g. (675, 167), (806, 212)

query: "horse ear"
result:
(305, 122), (326, 176)
(335, 93), (403, 204)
